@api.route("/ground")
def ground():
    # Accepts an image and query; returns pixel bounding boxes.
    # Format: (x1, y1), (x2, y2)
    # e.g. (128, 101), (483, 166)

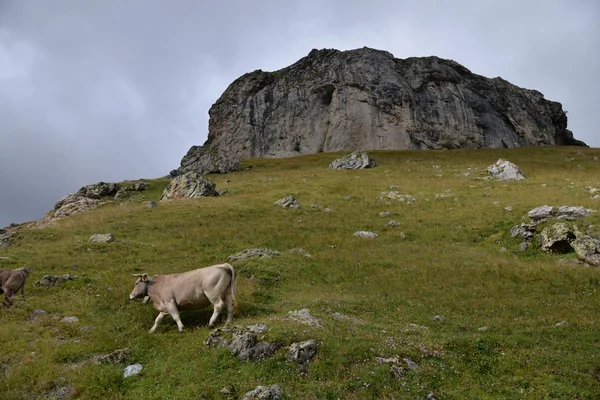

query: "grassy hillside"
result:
(1, 146), (599, 399)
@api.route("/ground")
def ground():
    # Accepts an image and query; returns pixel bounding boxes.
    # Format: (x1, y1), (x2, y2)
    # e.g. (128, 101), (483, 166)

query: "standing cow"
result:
(129, 263), (237, 333)
(0, 267), (31, 308)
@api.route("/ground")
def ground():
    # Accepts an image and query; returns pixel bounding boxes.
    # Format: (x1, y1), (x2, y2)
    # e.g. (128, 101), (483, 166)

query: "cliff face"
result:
(206, 47), (585, 159)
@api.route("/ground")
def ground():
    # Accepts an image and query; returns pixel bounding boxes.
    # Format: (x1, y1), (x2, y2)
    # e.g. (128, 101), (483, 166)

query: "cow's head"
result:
(130, 273), (150, 300)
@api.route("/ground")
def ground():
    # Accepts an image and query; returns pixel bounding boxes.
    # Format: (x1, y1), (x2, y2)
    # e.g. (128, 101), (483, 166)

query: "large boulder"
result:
(171, 145), (239, 176)
(160, 172), (219, 201)
(203, 47), (585, 160)
(487, 159), (525, 181)
(329, 150), (376, 170)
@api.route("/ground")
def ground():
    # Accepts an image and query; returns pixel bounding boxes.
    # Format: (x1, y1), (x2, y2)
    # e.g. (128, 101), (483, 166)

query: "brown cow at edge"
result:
(1, 268), (31, 308)
(129, 263), (237, 333)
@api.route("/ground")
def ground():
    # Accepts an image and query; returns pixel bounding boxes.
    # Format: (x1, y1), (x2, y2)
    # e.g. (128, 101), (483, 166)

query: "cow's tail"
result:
(224, 263), (238, 312)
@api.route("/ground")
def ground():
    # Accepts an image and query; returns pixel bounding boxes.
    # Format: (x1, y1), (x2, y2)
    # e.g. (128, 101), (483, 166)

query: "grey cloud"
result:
(1, 0), (598, 227)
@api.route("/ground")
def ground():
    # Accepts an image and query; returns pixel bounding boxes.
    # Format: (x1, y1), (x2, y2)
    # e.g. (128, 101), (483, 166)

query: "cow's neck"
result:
(144, 278), (151, 297)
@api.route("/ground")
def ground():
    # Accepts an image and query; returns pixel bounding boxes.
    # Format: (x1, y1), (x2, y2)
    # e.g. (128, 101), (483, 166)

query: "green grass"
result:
(1, 146), (600, 399)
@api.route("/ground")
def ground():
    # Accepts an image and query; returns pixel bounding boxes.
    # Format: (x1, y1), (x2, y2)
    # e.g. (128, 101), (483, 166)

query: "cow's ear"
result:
(142, 273), (148, 281)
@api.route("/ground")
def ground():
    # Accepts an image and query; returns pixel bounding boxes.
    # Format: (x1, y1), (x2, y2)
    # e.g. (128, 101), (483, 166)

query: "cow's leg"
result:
(165, 302), (185, 333)
(149, 312), (168, 333)
(207, 297), (225, 328)
(2, 290), (14, 308)
(224, 292), (234, 326)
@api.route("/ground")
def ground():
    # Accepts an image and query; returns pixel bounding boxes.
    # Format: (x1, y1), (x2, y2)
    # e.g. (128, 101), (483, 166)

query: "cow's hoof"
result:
(178, 330), (184, 334)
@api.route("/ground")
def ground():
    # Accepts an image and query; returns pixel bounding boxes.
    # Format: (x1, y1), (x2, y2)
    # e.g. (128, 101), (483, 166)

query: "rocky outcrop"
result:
(36, 181), (148, 228)
(159, 172), (219, 201)
(204, 47), (586, 160)
(170, 145), (239, 177)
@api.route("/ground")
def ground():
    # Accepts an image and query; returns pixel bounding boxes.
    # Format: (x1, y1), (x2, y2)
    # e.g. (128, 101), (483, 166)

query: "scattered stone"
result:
(34, 274), (77, 287)
(329, 150), (376, 170)
(403, 358), (418, 370)
(432, 315), (444, 321)
(323, 207), (332, 213)
(147, 201), (157, 208)
(274, 195), (301, 209)
(555, 321), (567, 327)
(30, 309), (48, 319)
(499, 247), (507, 253)
(379, 211), (391, 217)
(123, 364), (142, 378)
(504, 206), (513, 211)
(389, 185), (399, 189)
(353, 231), (378, 238)
(91, 348), (129, 365)
(386, 220), (401, 227)
(478, 326), (489, 331)
(519, 242), (529, 252)
(228, 248), (280, 262)
(375, 356), (400, 364)
(241, 384), (283, 400)
(287, 309), (322, 328)
(44, 384), (75, 399)
(89, 233), (114, 243)
(60, 316), (79, 324)
(289, 248), (312, 258)
(390, 365), (407, 379)
(427, 393), (439, 400)
(556, 206), (595, 220)
(288, 340), (318, 365)
(486, 159), (525, 181)
(160, 172), (219, 201)
(378, 192), (416, 204)
(246, 324), (268, 334)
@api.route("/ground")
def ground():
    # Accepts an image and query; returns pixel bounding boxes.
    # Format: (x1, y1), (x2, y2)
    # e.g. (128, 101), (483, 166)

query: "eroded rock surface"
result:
(205, 47), (585, 160)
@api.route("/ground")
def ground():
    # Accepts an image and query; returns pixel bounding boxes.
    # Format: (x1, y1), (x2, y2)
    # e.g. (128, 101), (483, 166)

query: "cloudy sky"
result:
(1, 0), (598, 228)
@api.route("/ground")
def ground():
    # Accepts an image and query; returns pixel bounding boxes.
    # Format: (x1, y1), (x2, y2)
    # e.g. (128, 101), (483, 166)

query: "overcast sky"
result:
(1, 0), (598, 228)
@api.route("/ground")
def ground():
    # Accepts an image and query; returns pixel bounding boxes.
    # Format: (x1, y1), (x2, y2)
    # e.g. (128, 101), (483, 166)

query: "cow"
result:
(0, 267), (31, 308)
(129, 263), (237, 333)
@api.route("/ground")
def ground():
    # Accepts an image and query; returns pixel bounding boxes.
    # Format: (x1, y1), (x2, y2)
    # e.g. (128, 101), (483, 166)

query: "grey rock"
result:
(390, 365), (407, 379)
(205, 47), (584, 161)
(228, 332), (256, 359)
(289, 248), (312, 258)
(242, 384), (283, 400)
(274, 195), (301, 209)
(487, 159), (525, 181)
(379, 211), (391, 217)
(60, 316), (79, 324)
(329, 150), (376, 170)
(386, 220), (401, 227)
(147, 201), (157, 208)
(123, 364), (142, 378)
(288, 340), (318, 365)
(354, 231), (378, 238)
(228, 248), (280, 262)
(173, 145), (240, 175)
(89, 233), (115, 243)
(246, 324), (268, 334)
(539, 223), (575, 253)
(34, 274), (77, 287)
(160, 172), (219, 201)
(528, 205), (555, 221)
(555, 206), (595, 220)
(378, 192), (416, 204)
(287, 309), (322, 328)
(91, 348), (129, 365)
(510, 223), (536, 239)
(403, 358), (418, 370)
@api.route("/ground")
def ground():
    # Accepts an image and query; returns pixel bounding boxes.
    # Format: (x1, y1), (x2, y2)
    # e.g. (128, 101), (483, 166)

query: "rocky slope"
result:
(204, 47), (585, 160)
